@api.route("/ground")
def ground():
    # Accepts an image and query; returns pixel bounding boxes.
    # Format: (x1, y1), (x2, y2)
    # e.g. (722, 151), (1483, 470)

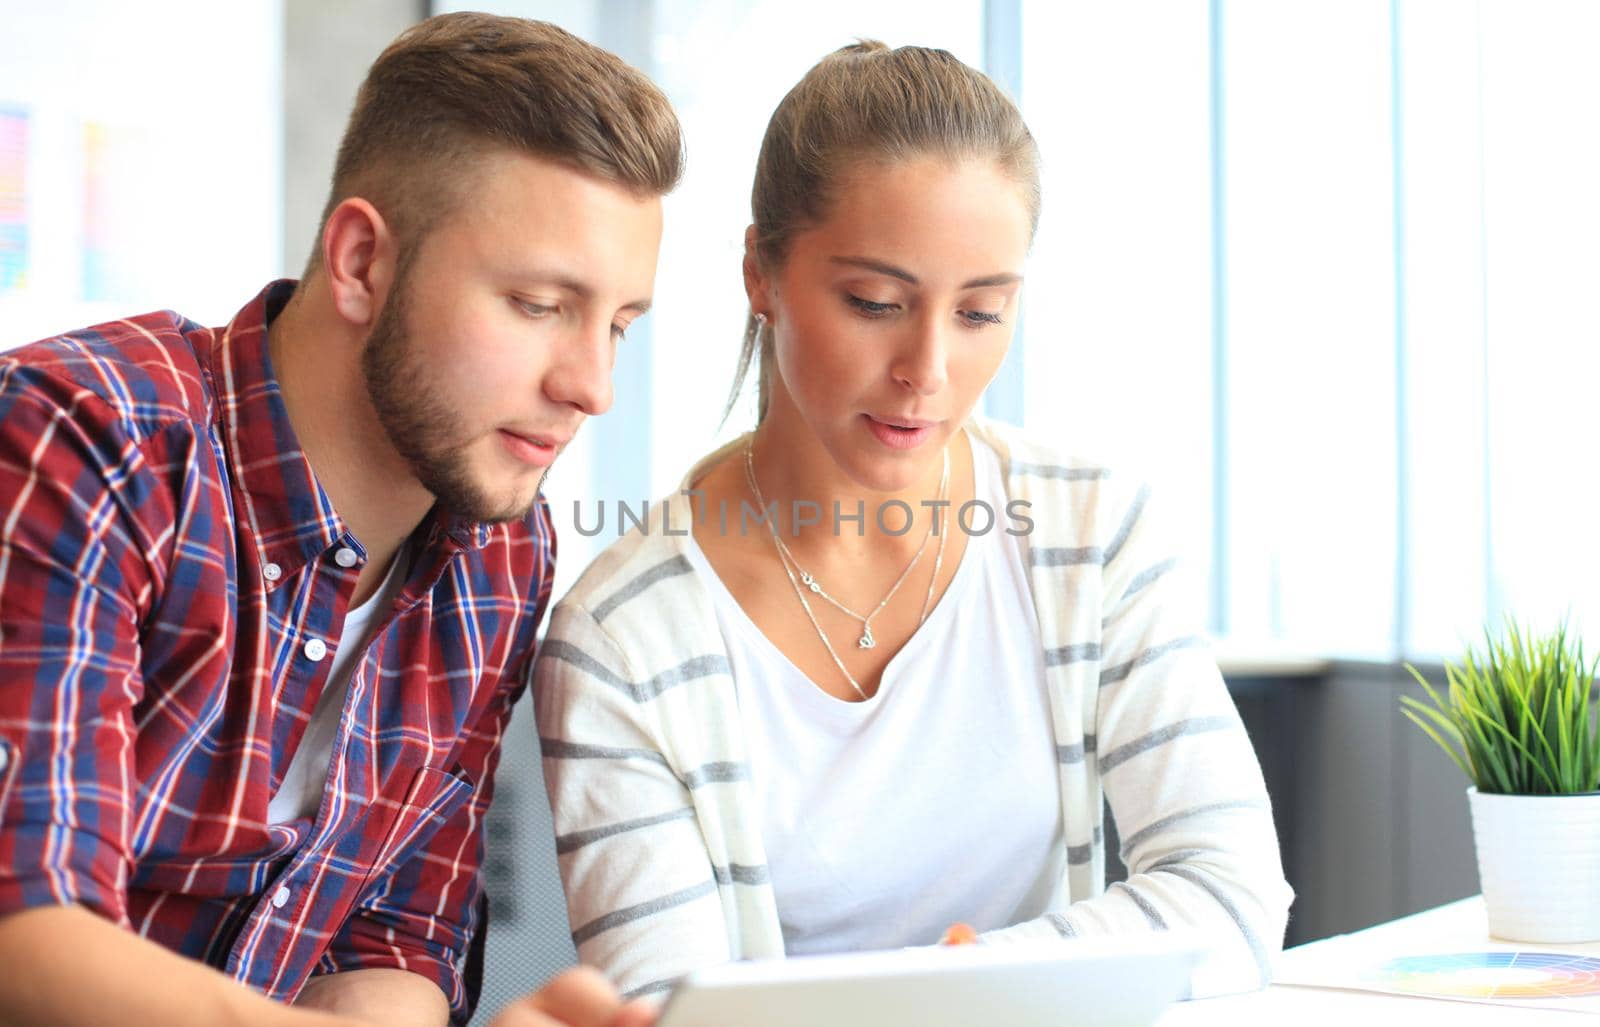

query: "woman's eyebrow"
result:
(830, 255), (917, 283)
(828, 256), (1021, 290)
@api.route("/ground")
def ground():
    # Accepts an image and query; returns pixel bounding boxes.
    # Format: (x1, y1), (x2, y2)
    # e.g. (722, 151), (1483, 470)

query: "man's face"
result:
(362, 150), (663, 523)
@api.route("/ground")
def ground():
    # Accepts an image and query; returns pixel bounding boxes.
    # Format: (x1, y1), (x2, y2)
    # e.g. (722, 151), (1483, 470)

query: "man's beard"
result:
(361, 276), (545, 524)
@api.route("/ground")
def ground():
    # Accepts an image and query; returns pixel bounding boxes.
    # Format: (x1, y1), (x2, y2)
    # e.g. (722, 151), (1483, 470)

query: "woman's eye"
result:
(611, 322), (629, 341)
(847, 295), (897, 317)
(516, 299), (557, 318)
(962, 310), (1005, 327)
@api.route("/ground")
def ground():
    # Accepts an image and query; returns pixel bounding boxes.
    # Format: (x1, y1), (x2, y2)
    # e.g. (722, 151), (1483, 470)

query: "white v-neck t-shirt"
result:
(683, 440), (1062, 954)
(267, 545), (409, 826)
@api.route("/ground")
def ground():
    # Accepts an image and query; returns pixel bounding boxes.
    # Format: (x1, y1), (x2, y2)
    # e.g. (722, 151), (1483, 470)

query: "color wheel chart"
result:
(1368, 952), (1600, 1000)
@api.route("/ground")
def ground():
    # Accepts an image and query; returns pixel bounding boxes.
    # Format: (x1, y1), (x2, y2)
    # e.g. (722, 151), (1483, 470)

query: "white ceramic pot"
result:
(1468, 786), (1600, 942)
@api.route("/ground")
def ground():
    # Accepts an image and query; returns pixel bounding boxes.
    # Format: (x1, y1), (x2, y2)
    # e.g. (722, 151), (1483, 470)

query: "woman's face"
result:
(751, 156), (1032, 493)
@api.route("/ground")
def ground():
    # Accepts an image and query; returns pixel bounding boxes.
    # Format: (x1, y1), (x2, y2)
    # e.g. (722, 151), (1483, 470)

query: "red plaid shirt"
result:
(0, 281), (555, 1022)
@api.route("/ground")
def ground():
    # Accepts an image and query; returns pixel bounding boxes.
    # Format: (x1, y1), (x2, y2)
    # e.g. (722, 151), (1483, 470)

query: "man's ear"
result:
(742, 224), (773, 317)
(320, 197), (398, 328)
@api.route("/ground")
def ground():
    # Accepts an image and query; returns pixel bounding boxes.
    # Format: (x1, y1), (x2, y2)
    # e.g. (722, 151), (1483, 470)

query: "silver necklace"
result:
(744, 440), (948, 648)
(744, 438), (951, 699)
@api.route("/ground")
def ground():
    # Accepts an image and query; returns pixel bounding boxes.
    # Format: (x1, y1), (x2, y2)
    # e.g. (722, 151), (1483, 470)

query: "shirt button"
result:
(272, 885), (291, 909)
(303, 639), (327, 662)
(334, 547), (359, 569)
(263, 562), (282, 582)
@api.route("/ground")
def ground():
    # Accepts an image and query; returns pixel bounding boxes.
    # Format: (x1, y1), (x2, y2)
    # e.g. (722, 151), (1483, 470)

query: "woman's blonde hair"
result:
(727, 41), (1040, 422)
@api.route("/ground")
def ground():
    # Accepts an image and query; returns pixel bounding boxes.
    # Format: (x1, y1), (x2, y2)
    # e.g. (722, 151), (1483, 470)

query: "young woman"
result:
(533, 41), (1292, 1003)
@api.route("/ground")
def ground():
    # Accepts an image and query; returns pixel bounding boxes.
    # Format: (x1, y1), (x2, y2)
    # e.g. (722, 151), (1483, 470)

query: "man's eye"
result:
(611, 323), (629, 341)
(516, 299), (556, 318)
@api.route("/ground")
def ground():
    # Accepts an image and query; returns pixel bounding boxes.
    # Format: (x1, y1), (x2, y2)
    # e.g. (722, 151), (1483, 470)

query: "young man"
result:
(0, 14), (678, 1027)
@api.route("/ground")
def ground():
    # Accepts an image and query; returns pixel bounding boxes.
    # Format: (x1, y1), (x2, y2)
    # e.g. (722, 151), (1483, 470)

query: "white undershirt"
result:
(685, 440), (1063, 954)
(267, 546), (409, 826)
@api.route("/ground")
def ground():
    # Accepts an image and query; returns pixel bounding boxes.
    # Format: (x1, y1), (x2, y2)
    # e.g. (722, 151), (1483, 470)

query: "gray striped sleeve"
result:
(1031, 546), (1104, 568)
(540, 737), (670, 767)
(1119, 798), (1269, 853)
(593, 555), (694, 623)
(1123, 558), (1178, 601)
(541, 640), (730, 703)
(1056, 733), (1098, 766)
(1097, 716), (1238, 774)
(1103, 485), (1150, 567)
(555, 807), (696, 855)
(1110, 880), (1170, 930)
(1153, 863), (1273, 986)
(682, 761), (749, 789)
(1145, 847), (1210, 870)
(1011, 462), (1111, 481)
(712, 862), (771, 886)
(623, 976), (682, 1001)
(1066, 823), (1105, 865)
(1045, 912), (1079, 937)
(1098, 636), (1208, 687)
(571, 878), (718, 946)
(1045, 642), (1101, 667)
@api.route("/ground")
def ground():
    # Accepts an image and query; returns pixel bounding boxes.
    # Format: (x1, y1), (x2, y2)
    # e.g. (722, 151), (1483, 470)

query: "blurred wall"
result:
(282, 0), (423, 277)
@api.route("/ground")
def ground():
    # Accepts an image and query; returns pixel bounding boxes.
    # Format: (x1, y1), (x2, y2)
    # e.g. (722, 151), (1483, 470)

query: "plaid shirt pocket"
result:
(366, 765), (475, 886)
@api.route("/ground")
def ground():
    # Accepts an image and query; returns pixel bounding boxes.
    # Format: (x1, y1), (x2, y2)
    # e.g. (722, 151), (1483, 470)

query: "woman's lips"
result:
(863, 414), (937, 450)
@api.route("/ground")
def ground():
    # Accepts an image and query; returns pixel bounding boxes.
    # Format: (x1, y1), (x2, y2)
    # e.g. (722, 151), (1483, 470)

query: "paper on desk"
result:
(1273, 929), (1600, 1014)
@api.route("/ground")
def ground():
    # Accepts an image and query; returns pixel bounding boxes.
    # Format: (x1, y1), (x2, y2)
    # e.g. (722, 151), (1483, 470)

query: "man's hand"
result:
(490, 967), (658, 1027)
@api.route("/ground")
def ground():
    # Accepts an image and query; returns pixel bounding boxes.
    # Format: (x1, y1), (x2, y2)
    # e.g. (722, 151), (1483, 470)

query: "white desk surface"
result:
(1157, 896), (1600, 1024)
(1212, 642), (1330, 679)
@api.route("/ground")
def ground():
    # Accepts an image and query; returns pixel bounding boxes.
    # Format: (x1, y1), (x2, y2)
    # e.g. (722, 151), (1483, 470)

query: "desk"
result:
(1157, 897), (1599, 1024)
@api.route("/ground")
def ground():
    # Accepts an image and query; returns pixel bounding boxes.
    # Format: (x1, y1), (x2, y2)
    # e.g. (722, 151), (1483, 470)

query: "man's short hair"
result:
(310, 12), (684, 268)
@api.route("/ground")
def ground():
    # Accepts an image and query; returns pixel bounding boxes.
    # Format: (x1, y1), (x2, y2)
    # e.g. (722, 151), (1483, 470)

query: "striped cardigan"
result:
(532, 418), (1292, 1000)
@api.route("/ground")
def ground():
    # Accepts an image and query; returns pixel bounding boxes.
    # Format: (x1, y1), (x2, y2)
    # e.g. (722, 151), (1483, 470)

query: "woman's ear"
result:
(321, 197), (398, 328)
(743, 224), (772, 316)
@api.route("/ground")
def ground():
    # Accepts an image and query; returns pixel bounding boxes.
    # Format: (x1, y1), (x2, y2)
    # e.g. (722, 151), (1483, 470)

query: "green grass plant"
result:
(1402, 621), (1600, 795)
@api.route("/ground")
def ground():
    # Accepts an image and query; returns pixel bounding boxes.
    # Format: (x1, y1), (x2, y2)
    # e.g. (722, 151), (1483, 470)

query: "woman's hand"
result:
(938, 922), (978, 946)
(489, 966), (659, 1027)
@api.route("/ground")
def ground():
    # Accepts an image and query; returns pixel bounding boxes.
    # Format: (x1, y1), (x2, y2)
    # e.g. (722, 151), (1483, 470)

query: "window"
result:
(1022, 0), (1598, 658)
(0, 1), (282, 343)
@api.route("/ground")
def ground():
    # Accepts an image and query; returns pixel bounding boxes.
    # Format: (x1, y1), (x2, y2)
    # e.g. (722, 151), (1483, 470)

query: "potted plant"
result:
(1402, 620), (1600, 942)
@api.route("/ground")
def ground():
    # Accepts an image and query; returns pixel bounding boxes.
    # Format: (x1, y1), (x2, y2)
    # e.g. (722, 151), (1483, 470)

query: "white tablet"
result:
(655, 933), (1202, 1027)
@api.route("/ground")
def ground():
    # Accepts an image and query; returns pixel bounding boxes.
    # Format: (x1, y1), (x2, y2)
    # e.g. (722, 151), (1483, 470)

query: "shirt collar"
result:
(204, 281), (495, 590)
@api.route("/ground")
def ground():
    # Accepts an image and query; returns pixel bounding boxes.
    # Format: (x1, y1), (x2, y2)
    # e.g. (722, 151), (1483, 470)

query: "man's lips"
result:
(497, 428), (570, 466)
(506, 429), (571, 449)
